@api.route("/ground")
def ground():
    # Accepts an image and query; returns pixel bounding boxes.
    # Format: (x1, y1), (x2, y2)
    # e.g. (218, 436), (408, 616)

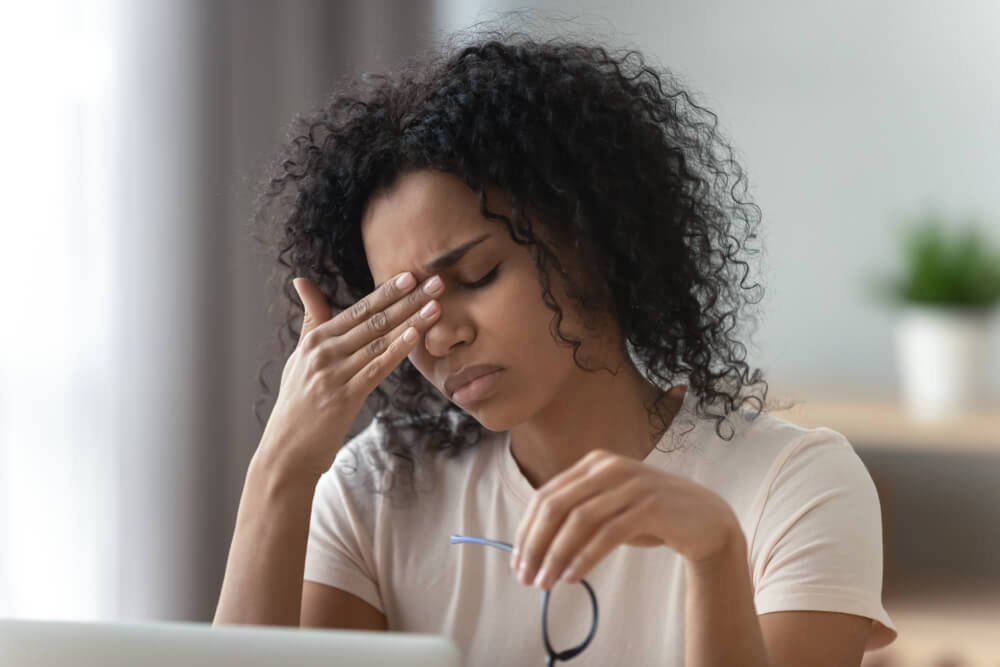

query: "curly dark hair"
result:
(250, 24), (772, 496)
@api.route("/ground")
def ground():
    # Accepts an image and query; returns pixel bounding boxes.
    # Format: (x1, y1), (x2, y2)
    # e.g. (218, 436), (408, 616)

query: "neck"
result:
(508, 360), (686, 489)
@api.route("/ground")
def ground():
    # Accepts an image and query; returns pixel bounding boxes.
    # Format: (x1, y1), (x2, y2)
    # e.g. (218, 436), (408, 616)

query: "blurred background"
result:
(0, 1), (997, 665)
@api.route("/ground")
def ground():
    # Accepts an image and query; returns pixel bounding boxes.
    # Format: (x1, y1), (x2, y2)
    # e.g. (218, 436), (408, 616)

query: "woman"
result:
(215, 26), (898, 666)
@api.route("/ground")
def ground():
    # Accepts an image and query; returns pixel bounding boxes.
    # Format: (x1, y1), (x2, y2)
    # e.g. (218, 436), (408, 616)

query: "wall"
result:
(436, 0), (1000, 395)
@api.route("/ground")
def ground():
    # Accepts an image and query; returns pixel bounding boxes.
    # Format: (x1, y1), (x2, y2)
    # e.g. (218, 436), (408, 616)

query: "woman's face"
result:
(360, 169), (609, 431)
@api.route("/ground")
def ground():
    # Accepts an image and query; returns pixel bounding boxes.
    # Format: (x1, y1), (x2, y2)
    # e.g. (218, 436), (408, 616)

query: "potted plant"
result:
(871, 210), (1000, 420)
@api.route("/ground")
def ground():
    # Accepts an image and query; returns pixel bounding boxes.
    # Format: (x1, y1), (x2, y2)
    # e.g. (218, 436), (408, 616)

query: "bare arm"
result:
(683, 525), (870, 667)
(213, 447), (321, 627)
(211, 272), (442, 627)
(301, 582), (387, 630)
(684, 528), (770, 667)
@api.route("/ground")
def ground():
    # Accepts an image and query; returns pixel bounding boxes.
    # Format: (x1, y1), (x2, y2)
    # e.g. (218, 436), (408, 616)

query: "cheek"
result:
(406, 347), (433, 380)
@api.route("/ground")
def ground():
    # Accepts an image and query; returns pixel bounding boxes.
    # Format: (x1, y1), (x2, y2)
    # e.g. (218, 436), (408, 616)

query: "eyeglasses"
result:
(449, 535), (599, 666)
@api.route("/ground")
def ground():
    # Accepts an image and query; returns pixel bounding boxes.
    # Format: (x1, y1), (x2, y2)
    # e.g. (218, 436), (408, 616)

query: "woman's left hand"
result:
(511, 448), (742, 590)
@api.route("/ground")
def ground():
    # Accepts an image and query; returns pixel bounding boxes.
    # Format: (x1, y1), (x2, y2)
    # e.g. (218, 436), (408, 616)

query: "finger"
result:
(561, 503), (649, 585)
(533, 480), (642, 590)
(512, 449), (618, 570)
(515, 471), (607, 587)
(292, 277), (334, 344)
(345, 320), (424, 399)
(335, 275), (445, 378)
(321, 271), (421, 340)
(337, 297), (443, 382)
(511, 460), (592, 570)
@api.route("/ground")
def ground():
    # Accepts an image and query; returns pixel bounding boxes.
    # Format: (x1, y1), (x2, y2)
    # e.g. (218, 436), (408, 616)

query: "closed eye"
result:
(460, 264), (500, 289)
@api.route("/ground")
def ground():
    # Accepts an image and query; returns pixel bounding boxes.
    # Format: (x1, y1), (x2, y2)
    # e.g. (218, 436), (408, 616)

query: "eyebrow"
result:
(423, 233), (492, 273)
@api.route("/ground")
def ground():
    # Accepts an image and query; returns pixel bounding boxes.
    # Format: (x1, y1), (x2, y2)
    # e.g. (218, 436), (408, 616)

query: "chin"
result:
(457, 406), (506, 432)
(459, 399), (533, 433)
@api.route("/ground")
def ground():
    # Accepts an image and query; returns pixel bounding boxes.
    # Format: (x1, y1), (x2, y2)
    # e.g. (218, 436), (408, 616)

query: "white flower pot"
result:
(895, 305), (994, 421)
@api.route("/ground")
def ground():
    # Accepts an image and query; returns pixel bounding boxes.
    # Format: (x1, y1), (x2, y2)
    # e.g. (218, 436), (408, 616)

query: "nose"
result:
(422, 300), (475, 357)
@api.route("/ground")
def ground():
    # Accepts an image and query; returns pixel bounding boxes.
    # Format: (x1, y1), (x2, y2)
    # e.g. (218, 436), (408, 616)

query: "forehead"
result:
(361, 170), (503, 283)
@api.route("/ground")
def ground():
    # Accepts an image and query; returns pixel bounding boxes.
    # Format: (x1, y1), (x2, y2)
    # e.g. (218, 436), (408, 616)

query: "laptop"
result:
(0, 618), (462, 667)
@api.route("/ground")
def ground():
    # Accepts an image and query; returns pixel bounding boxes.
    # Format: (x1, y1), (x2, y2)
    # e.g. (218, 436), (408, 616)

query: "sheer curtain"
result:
(0, 0), (433, 623)
(0, 0), (118, 620)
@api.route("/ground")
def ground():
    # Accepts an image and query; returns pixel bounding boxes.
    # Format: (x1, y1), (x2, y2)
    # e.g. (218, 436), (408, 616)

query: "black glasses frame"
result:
(449, 535), (599, 666)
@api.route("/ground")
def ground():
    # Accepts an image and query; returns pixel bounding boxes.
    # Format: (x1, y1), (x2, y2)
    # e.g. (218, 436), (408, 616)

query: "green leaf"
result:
(870, 211), (1000, 307)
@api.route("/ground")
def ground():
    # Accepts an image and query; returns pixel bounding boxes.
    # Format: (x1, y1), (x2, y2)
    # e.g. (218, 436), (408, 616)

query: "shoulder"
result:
(732, 410), (867, 501)
(669, 398), (826, 479)
(668, 398), (866, 523)
(688, 398), (857, 474)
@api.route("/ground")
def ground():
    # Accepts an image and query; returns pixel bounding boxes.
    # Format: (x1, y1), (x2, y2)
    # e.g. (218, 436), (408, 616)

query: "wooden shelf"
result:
(769, 389), (1000, 453)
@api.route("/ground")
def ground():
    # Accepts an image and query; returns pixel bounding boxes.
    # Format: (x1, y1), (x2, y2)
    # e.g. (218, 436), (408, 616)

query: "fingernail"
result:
(509, 548), (519, 570)
(533, 566), (549, 588)
(395, 272), (415, 289)
(423, 275), (443, 295)
(420, 301), (438, 318)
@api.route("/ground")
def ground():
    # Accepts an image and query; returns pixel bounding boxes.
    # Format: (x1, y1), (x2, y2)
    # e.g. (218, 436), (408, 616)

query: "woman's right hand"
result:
(255, 271), (445, 481)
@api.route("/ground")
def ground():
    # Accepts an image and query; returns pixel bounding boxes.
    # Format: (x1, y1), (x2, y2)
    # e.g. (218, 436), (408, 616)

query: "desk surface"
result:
(769, 389), (1000, 453)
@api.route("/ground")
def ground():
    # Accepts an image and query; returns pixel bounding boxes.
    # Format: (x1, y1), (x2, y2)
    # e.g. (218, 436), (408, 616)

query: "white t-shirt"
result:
(304, 389), (898, 665)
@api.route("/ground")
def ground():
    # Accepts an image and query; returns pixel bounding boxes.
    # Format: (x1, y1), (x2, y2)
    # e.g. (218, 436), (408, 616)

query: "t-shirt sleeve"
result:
(303, 422), (384, 613)
(748, 428), (898, 650)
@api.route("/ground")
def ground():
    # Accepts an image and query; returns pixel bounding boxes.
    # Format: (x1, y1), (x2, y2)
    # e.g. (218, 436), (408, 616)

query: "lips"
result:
(445, 364), (504, 398)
